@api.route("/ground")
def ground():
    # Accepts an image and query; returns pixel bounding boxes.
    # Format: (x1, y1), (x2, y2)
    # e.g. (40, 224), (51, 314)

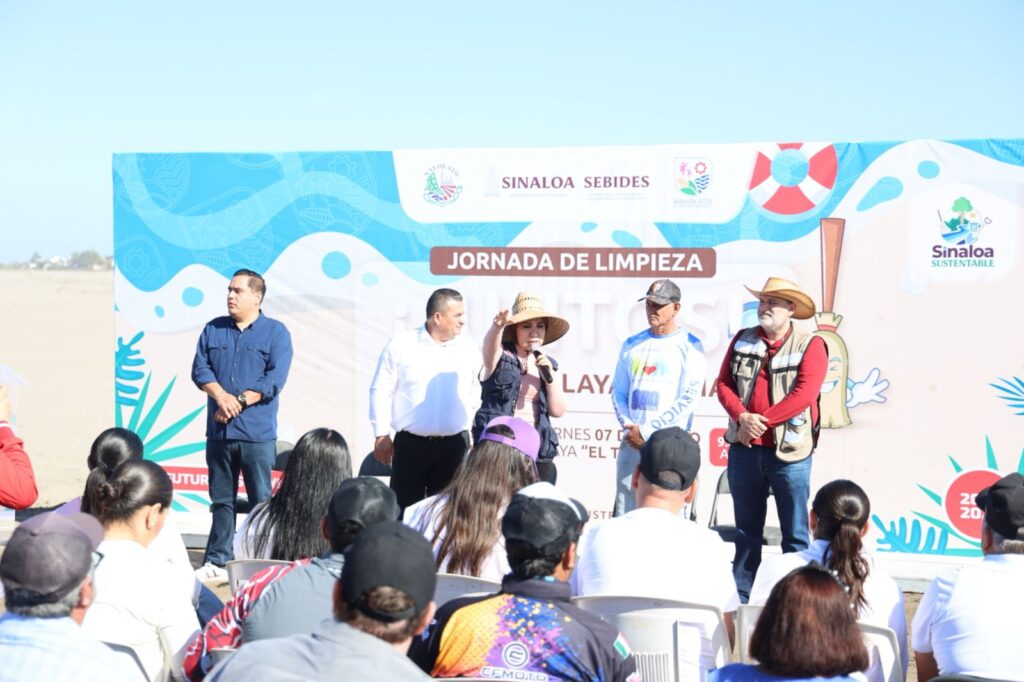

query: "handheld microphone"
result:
(530, 341), (554, 384)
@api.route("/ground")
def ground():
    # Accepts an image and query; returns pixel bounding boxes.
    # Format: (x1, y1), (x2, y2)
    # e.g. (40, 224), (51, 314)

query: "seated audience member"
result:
(0, 384), (38, 510)
(572, 426), (739, 674)
(234, 427), (352, 561)
(182, 477), (400, 680)
(912, 472), (1024, 682)
(404, 416), (539, 581)
(82, 459), (201, 681)
(0, 512), (143, 681)
(410, 482), (639, 682)
(749, 479), (907, 680)
(57, 427), (217, 622)
(710, 564), (869, 682)
(206, 522), (436, 681)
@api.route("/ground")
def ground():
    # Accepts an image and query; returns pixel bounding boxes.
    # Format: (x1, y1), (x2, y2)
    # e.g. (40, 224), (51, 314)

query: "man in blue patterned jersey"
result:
(611, 279), (706, 515)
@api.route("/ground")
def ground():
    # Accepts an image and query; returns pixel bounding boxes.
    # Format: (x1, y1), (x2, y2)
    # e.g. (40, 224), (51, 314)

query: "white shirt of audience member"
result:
(404, 493), (510, 582)
(749, 538), (908, 681)
(571, 507), (740, 674)
(912, 552), (1024, 682)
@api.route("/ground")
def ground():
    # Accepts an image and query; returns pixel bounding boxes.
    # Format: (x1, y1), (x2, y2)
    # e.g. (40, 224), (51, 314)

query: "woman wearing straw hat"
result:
(473, 292), (569, 483)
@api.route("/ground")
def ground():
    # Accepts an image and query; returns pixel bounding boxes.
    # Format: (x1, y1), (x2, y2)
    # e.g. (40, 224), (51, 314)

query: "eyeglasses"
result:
(90, 550), (105, 572)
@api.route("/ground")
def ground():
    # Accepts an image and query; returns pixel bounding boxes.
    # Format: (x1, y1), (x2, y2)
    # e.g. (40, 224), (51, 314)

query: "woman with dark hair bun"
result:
(56, 427), (209, 621)
(711, 564), (869, 681)
(81, 459), (200, 682)
(748, 479), (907, 679)
(234, 427), (352, 561)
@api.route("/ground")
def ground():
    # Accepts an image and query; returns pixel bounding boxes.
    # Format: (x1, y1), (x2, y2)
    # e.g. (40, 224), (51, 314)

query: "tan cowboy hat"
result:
(502, 292), (570, 346)
(744, 277), (817, 320)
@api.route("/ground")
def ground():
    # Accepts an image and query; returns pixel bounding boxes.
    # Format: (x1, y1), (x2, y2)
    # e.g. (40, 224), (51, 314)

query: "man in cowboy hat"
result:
(715, 277), (828, 602)
(369, 288), (480, 509)
(610, 279), (706, 515)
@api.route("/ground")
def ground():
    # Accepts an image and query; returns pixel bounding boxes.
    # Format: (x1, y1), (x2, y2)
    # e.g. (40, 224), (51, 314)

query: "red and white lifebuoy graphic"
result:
(749, 142), (838, 216)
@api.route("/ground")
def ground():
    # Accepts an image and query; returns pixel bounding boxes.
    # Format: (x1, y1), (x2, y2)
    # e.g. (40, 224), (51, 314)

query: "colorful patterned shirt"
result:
(410, 575), (640, 682)
(182, 560), (303, 680)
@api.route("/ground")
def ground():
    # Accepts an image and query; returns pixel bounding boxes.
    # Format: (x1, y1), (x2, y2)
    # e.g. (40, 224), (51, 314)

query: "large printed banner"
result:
(113, 139), (1023, 573)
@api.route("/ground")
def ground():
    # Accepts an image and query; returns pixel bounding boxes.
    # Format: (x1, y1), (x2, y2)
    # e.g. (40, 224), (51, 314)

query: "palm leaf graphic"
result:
(991, 376), (1024, 416)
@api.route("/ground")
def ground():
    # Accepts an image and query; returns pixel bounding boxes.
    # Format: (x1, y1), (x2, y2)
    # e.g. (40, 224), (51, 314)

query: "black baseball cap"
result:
(638, 279), (681, 305)
(976, 473), (1024, 540)
(639, 427), (700, 491)
(341, 522), (436, 623)
(327, 477), (401, 534)
(502, 482), (586, 555)
(0, 512), (104, 602)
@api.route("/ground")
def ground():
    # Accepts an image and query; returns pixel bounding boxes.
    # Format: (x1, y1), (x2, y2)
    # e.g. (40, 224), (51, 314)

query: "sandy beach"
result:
(2, 270), (115, 506)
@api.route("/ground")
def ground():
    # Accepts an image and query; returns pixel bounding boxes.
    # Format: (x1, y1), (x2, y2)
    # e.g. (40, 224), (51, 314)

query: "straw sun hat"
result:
(744, 277), (816, 320)
(501, 292), (570, 346)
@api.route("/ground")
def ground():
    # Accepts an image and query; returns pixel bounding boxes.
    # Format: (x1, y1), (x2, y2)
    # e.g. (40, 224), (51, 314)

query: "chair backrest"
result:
(225, 559), (292, 593)
(434, 573), (501, 607)
(858, 622), (904, 682)
(209, 647), (235, 667)
(735, 603), (763, 664)
(707, 470), (731, 529)
(572, 595), (730, 682)
(104, 641), (150, 681)
(708, 470), (782, 545)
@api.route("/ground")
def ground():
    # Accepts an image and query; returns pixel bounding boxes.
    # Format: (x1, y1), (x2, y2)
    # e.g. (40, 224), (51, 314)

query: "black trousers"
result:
(390, 430), (470, 510)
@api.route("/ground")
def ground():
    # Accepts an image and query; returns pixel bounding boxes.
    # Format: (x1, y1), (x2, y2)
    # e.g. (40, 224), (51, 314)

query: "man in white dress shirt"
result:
(370, 288), (479, 509)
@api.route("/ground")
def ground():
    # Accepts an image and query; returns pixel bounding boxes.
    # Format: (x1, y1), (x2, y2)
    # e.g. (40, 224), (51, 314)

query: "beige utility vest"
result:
(724, 326), (819, 462)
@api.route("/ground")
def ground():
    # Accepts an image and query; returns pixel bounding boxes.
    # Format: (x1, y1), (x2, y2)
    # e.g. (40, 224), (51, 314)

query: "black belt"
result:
(398, 430), (465, 441)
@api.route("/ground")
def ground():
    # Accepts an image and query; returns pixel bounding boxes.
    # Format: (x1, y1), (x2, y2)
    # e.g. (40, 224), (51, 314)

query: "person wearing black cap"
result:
(610, 278), (706, 516)
(0, 512), (143, 681)
(410, 482), (639, 682)
(573, 427), (739, 678)
(912, 472), (1024, 682)
(207, 522), (436, 681)
(183, 477), (401, 681)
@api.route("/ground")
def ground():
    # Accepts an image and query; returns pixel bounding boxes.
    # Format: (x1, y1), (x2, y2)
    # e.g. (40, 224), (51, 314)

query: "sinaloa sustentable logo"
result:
(423, 164), (462, 206)
(931, 196), (994, 268)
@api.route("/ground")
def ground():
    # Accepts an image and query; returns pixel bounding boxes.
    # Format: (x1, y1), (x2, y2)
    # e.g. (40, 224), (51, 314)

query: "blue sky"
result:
(1, 0), (1022, 261)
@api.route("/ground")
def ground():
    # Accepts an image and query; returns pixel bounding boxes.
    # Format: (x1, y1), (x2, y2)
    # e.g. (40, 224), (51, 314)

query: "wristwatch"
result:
(237, 393), (248, 409)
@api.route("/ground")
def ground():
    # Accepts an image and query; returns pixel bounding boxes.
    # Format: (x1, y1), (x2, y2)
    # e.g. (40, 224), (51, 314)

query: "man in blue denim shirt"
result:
(192, 269), (293, 574)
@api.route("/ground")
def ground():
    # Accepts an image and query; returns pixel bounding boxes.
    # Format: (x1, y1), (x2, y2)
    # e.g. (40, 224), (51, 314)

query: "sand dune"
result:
(2, 271), (114, 506)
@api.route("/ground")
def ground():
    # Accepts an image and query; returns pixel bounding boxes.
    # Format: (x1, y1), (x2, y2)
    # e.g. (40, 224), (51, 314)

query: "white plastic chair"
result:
(735, 603), (763, 664)
(225, 559), (291, 593)
(859, 622), (904, 682)
(434, 573), (501, 607)
(572, 595), (730, 682)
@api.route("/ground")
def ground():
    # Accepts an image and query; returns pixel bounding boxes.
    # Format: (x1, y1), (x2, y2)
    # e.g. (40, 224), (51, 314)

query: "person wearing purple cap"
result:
(0, 512), (144, 681)
(404, 416), (540, 581)
(475, 292), (569, 483)
(912, 472), (1024, 681)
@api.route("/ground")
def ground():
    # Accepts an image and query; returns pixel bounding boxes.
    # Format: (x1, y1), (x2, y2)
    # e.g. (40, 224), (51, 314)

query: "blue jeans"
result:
(204, 439), (276, 566)
(613, 439), (641, 516)
(727, 443), (812, 602)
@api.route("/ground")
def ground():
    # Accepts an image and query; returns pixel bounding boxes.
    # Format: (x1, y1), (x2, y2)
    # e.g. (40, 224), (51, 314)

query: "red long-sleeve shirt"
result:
(716, 327), (827, 447)
(0, 423), (38, 509)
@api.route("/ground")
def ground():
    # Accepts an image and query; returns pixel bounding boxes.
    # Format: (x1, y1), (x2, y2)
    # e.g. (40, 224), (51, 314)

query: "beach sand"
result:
(2, 270), (115, 506)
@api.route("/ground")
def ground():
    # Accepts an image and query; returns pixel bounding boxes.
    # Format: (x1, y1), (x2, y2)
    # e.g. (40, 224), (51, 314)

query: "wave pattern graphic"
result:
(114, 141), (1023, 291)
(114, 151), (530, 291)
